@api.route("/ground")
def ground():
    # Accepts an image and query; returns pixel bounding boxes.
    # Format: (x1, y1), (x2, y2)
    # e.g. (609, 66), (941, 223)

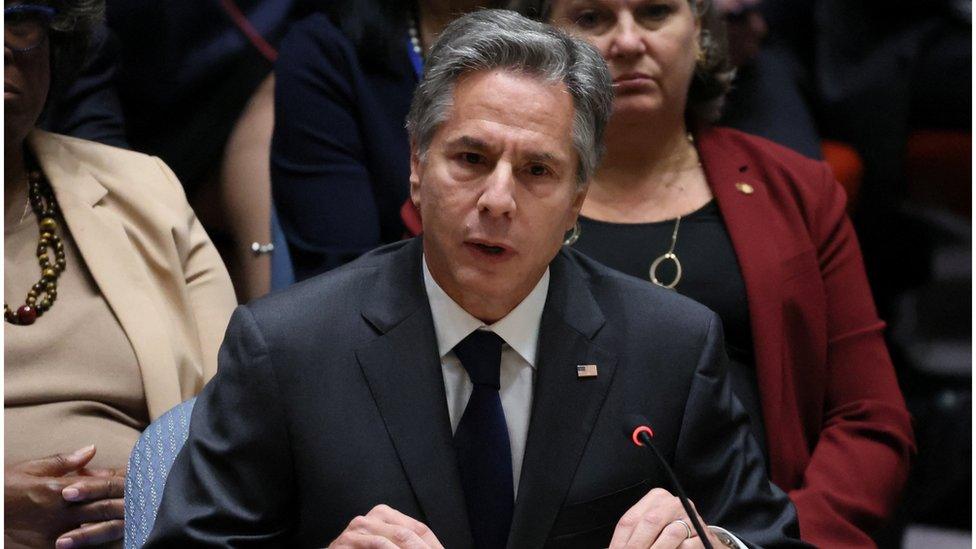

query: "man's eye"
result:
(527, 164), (551, 177)
(461, 152), (483, 165)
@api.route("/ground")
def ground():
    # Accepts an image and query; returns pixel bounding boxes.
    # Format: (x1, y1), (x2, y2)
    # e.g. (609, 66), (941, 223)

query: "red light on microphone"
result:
(630, 425), (654, 447)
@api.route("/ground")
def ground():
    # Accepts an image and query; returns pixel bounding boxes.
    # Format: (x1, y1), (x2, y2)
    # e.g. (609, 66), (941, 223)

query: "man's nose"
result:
(477, 165), (517, 218)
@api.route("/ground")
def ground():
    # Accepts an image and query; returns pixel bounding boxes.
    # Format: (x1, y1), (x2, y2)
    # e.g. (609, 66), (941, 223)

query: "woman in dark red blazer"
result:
(692, 125), (914, 547)
(478, 0), (916, 546)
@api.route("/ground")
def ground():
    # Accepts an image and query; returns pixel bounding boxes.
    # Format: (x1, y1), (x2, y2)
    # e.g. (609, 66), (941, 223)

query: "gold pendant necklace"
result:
(565, 132), (697, 288)
(648, 216), (682, 289)
(564, 213), (683, 289)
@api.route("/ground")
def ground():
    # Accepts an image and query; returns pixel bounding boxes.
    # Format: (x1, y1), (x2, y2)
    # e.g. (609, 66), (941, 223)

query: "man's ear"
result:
(409, 146), (423, 209)
(567, 183), (589, 230)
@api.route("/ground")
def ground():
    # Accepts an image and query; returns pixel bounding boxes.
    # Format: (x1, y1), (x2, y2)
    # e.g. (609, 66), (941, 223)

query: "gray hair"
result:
(405, 9), (614, 187)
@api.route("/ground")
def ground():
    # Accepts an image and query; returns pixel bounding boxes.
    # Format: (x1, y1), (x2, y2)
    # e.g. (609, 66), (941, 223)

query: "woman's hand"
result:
(4, 446), (126, 548)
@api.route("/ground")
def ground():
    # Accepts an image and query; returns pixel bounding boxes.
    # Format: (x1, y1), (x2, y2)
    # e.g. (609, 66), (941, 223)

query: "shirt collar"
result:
(423, 255), (549, 368)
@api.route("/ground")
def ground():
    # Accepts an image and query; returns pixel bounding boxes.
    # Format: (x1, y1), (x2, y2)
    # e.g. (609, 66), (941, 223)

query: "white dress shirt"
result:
(423, 258), (547, 494)
(422, 257), (747, 548)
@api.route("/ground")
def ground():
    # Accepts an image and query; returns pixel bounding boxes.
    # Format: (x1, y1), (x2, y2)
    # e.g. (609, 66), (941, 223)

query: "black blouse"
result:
(573, 200), (767, 458)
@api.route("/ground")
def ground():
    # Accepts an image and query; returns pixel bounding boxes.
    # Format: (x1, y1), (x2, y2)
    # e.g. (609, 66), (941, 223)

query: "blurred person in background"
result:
(4, 1), (236, 546)
(39, 1), (318, 302)
(714, 0), (822, 160)
(510, 0), (916, 546)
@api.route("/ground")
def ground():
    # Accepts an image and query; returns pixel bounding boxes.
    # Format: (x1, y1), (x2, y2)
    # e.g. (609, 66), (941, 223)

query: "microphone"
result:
(625, 414), (714, 549)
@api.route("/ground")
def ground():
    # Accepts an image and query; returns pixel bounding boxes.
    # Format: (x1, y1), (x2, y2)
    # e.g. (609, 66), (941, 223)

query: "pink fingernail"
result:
(62, 487), (81, 501)
(71, 445), (95, 459)
(56, 538), (74, 549)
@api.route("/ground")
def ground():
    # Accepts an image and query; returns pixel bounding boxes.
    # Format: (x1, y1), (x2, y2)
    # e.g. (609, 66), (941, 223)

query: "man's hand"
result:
(609, 488), (722, 548)
(330, 504), (444, 548)
(4, 446), (126, 549)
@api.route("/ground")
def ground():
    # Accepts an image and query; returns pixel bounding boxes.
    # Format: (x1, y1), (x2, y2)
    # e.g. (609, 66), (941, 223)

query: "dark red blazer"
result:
(696, 126), (914, 548)
(400, 126), (916, 548)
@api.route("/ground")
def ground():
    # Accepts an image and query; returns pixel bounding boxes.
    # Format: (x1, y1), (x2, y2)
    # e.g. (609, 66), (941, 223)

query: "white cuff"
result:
(708, 526), (748, 549)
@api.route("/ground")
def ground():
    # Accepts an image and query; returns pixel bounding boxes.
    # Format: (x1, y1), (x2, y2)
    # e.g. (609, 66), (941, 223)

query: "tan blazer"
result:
(28, 130), (237, 420)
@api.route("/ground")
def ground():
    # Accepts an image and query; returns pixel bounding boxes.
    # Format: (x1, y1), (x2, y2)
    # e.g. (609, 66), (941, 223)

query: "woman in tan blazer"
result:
(4, 1), (236, 547)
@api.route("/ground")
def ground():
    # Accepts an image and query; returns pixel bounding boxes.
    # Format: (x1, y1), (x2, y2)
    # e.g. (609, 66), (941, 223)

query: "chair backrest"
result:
(123, 397), (196, 548)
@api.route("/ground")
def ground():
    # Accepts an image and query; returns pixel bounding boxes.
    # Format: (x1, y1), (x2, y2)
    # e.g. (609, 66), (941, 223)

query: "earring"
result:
(563, 221), (581, 246)
(696, 30), (710, 66)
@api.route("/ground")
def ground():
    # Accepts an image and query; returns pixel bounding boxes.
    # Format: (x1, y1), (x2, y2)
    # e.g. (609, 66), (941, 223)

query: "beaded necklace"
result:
(4, 167), (66, 325)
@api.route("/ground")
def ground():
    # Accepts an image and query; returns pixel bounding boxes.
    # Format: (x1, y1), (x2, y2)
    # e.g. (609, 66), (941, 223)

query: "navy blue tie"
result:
(453, 330), (514, 549)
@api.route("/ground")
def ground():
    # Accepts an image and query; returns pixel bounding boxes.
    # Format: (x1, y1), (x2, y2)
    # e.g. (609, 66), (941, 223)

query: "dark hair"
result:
(321, 0), (512, 74)
(320, 0), (411, 73)
(38, 0), (104, 102)
(508, 0), (734, 124)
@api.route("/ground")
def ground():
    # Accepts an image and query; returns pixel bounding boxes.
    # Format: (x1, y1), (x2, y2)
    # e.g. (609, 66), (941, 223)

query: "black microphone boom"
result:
(625, 414), (714, 549)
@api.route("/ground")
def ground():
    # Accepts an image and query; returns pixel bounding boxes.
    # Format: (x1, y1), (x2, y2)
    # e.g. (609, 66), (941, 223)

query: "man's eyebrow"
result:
(444, 135), (492, 151)
(524, 151), (559, 164)
(443, 135), (567, 165)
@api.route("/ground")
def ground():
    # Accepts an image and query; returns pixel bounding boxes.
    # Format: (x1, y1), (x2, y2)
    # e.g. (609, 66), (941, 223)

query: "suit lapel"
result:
(29, 131), (183, 419)
(355, 240), (473, 548)
(696, 128), (786, 455)
(508, 252), (617, 549)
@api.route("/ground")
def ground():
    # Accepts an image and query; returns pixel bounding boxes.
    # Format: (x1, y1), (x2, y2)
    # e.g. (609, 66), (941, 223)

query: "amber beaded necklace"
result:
(4, 167), (66, 325)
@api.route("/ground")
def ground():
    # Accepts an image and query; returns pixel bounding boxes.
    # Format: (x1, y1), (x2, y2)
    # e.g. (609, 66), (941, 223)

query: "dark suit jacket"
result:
(146, 237), (805, 548)
(271, 13), (416, 279)
(697, 127), (915, 547)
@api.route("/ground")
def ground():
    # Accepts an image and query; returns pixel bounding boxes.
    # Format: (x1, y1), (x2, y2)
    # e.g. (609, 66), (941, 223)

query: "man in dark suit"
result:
(146, 10), (805, 549)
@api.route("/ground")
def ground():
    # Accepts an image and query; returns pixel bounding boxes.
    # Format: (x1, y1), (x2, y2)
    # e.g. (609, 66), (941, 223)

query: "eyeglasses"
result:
(5, 4), (57, 53)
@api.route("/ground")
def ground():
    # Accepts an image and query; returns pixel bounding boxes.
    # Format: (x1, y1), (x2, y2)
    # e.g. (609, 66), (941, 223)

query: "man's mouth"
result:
(474, 243), (505, 255)
(465, 239), (514, 260)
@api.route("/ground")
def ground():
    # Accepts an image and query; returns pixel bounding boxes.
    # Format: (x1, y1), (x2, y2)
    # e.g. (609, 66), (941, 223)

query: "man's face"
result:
(411, 69), (585, 323)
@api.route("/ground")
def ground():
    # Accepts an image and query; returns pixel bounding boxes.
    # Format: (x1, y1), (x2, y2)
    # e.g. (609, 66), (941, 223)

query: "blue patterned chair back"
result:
(123, 397), (196, 548)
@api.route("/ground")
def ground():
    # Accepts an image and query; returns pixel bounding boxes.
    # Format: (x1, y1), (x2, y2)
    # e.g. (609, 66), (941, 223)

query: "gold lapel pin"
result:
(735, 182), (755, 195)
(576, 364), (598, 378)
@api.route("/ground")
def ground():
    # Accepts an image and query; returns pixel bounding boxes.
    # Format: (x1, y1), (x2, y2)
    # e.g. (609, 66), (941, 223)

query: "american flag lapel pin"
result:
(576, 364), (598, 378)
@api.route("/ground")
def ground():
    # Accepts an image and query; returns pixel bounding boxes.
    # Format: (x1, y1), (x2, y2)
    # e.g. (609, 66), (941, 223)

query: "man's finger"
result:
(62, 475), (125, 502)
(624, 507), (674, 548)
(609, 488), (682, 548)
(367, 504), (444, 548)
(331, 531), (399, 548)
(648, 519), (696, 549)
(69, 498), (125, 524)
(55, 519), (124, 549)
(349, 517), (434, 549)
(20, 446), (96, 476)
